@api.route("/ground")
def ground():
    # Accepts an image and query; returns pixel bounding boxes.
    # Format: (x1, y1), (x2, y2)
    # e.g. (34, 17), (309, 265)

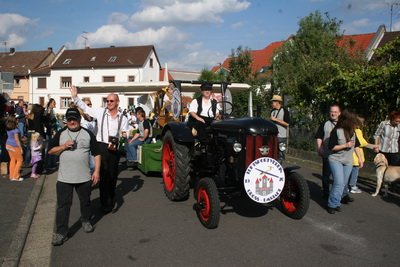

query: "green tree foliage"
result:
(272, 11), (364, 126)
(322, 36), (400, 137)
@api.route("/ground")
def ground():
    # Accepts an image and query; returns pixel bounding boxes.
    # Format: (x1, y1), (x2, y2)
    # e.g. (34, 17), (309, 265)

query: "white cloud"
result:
(393, 20), (400, 31)
(130, 0), (251, 26)
(231, 21), (244, 29)
(108, 12), (130, 25)
(0, 13), (34, 47)
(74, 24), (188, 49)
(343, 0), (391, 12)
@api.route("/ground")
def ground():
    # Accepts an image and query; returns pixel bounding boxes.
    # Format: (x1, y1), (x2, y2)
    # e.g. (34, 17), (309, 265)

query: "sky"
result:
(1, 0), (399, 71)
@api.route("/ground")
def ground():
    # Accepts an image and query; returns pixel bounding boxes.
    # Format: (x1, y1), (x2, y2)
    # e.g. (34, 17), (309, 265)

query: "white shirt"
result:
(74, 97), (129, 144)
(189, 98), (220, 117)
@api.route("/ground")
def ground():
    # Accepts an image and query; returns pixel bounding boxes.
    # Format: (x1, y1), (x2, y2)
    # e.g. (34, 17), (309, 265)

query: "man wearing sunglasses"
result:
(70, 86), (129, 213)
(48, 108), (101, 246)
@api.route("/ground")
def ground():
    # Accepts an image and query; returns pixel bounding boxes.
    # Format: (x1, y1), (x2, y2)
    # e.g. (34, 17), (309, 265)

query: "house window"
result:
(128, 76), (135, 82)
(38, 78), (47, 89)
(149, 58), (153, 68)
(61, 77), (72, 88)
(63, 59), (72, 64)
(39, 97), (45, 106)
(60, 97), (72, 109)
(103, 76), (115, 82)
(14, 78), (20, 87)
(108, 56), (117, 62)
(84, 76), (90, 83)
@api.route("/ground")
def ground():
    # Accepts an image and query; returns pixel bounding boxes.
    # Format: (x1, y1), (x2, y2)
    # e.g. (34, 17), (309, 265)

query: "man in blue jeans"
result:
(315, 104), (341, 200)
(126, 108), (152, 167)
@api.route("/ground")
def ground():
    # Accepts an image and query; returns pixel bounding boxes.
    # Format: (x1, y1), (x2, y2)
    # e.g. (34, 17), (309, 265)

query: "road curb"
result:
(1, 175), (46, 267)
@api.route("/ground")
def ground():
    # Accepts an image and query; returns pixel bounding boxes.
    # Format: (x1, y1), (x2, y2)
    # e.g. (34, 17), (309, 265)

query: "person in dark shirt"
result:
(126, 108), (152, 167)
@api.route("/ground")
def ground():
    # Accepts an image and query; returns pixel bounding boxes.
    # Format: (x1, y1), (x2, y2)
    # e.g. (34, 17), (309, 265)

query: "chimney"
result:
(9, 48), (15, 54)
(48, 47), (52, 51)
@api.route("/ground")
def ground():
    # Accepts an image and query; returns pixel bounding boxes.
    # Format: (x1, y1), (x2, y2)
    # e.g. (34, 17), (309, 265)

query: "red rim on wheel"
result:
(281, 182), (298, 213)
(197, 188), (211, 221)
(162, 141), (176, 192)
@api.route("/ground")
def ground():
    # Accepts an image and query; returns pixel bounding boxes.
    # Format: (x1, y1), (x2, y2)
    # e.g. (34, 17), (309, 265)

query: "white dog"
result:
(372, 153), (400, 197)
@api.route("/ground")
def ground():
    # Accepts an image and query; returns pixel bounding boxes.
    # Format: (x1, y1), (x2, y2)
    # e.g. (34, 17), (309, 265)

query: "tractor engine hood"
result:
(211, 117), (278, 136)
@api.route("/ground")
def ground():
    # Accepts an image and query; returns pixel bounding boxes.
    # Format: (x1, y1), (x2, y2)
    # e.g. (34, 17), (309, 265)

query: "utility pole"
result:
(390, 2), (400, 32)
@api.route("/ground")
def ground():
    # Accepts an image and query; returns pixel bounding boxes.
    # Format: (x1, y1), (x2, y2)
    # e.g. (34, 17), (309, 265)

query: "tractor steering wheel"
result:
(207, 100), (233, 120)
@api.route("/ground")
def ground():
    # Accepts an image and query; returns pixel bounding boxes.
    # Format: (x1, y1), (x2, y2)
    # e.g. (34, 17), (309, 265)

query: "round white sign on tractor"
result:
(243, 157), (285, 203)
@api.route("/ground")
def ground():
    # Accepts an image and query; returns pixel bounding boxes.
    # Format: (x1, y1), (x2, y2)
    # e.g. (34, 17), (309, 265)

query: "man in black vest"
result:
(188, 83), (219, 143)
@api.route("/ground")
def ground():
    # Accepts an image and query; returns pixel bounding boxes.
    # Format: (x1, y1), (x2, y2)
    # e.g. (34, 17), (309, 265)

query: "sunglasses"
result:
(67, 118), (79, 122)
(106, 100), (115, 103)
(87, 103), (92, 106)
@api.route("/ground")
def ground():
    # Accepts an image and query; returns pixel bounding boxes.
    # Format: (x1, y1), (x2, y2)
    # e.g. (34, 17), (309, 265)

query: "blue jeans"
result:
(328, 159), (352, 208)
(18, 122), (25, 137)
(126, 139), (145, 162)
(348, 166), (359, 188)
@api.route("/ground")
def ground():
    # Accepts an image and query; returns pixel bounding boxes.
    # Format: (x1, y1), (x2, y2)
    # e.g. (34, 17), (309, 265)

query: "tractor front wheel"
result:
(195, 178), (220, 229)
(280, 172), (310, 219)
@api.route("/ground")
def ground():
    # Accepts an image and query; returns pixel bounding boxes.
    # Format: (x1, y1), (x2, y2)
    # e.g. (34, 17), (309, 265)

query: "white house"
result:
(30, 45), (162, 114)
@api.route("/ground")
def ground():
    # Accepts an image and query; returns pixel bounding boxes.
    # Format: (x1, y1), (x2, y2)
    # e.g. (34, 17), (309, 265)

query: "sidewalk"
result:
(0, 167), (45, 267)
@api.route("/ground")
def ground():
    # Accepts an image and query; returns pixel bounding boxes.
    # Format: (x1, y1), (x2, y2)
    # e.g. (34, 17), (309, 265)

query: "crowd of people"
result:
(1, 85), (399, 245)
(315, 106), (400, 214)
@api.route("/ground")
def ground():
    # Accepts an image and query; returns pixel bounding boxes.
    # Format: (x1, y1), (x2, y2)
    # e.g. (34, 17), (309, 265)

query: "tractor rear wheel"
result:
(195, 178), (220, 229)
(162, 131), (191, 201)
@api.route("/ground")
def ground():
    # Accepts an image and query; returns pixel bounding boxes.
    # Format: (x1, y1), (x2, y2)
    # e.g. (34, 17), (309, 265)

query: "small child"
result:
(30, 132), (43, 179)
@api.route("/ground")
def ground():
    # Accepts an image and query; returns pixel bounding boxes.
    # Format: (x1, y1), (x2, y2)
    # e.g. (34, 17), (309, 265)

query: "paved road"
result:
(7, 158), (400, 267)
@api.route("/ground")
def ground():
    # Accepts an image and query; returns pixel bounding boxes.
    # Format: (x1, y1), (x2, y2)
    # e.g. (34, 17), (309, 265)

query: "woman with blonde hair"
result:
(6, 116), (24, 181)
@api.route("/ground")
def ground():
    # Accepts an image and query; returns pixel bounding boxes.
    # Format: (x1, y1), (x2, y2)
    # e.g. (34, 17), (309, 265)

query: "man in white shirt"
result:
(188, 83), (219, 143)
(70, 86), (129, 213)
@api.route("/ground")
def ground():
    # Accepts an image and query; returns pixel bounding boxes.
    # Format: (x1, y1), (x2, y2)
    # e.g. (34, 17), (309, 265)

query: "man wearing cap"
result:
(270, 95), (291, 164)
(188, 82), (220, 143)
(48, 108), (101, 246)
(70, 86), (129, 213)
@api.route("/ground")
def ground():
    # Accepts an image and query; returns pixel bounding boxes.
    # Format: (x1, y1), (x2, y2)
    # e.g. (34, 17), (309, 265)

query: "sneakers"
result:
(350, 186), (362, 194)
(10, 177), (24, 182)
(52, 233), (68, 246)
(81, 221), (94, 233)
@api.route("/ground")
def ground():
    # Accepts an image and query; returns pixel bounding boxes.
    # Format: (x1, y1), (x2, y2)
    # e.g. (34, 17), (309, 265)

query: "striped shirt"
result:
(373, 120), (400, 153)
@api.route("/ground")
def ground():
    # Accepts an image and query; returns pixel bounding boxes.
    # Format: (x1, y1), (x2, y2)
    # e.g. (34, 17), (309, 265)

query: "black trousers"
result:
(189, 116), (214, 143)
(55, 180), (92, 236)
(98, 142), (120, 207)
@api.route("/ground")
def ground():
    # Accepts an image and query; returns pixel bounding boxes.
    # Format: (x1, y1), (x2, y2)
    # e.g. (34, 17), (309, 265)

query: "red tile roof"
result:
(214, 33), (376, 75)
(337, 33), (375, 56)
(52, 45), (159, 69)
(0, 49), (54, 76)
(214, 40), (286, 75)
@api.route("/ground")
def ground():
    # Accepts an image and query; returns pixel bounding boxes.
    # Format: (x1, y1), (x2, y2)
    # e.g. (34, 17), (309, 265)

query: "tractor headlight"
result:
(233, 142), (242, 153)
(279, 142), (286, 152)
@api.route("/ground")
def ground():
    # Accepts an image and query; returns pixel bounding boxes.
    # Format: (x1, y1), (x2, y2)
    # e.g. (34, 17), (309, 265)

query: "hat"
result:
(200, 82), (213, 91)
(271, 95), (282, 102)
(65, 107), (81, 121)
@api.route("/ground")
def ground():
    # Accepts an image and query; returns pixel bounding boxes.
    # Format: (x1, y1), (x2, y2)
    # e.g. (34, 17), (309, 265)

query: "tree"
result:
(272, 11), (364, 125)
(322, 36), (400, 137)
